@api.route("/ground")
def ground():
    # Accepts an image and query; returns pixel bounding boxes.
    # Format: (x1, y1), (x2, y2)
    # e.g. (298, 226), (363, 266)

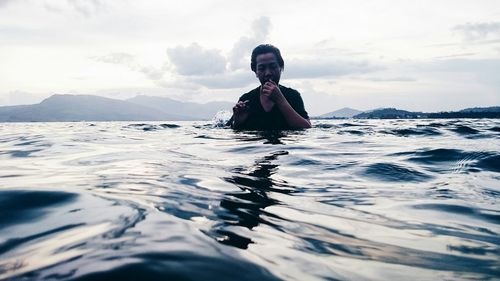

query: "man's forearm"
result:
(276, 99), (311, 129)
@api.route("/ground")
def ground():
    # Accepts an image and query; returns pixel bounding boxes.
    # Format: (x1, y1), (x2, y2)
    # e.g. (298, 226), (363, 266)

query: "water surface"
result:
(0, 119), (499, 280)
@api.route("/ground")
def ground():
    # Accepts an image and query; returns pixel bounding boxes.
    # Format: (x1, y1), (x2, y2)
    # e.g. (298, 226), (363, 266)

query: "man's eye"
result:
(257, 63), (278, 71)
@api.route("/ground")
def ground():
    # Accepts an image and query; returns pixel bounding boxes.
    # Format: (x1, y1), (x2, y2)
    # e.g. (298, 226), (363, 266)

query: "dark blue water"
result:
(0, 119), (499, 280)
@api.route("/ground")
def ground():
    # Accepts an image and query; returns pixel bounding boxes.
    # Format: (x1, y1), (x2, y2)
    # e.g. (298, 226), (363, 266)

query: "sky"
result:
(0, 0), (499, 115)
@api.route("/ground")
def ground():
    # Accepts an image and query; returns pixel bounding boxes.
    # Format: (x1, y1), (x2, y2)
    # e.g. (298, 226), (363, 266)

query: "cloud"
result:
(228, 16), (271, 70)
(189, 71), (254, 89)
(92, 17), (381, 90)
(285, 59), (381, 79)
(88, 17), (278, 90)
(0, 0), (15, 8)
(433, 53), (476, 59)
(165, 16), (271, 87)
(0, 90), (46, 106)
(425, 58), (500, 88)
(91, 52), (134, 64)
(167, 43), (226, 76)
(452, 22), (500, 41)
(363, 77), (416, 82)
(43, 0), (104, 17)
(138, 66), (164, 81)
(68, 0), (102, 16)
(427, 58), (500, 72)
(91, 52), (165, 81)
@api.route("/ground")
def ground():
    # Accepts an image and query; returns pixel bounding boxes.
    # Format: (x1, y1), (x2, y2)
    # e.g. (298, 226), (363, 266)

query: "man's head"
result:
(251, 44), (284, 85)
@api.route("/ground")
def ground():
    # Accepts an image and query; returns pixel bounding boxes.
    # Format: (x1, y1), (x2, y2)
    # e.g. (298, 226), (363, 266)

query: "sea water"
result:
(0, 119), (499, 281)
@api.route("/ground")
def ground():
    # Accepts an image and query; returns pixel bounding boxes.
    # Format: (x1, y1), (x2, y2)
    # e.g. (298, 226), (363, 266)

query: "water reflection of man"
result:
(227, 44), (311, 130)
(213, 148), (290, 249)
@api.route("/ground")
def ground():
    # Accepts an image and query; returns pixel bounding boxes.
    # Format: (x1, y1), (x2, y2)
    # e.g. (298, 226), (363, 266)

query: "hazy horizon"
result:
(1, 93), (498, 116)
(1, 0), (499, 116)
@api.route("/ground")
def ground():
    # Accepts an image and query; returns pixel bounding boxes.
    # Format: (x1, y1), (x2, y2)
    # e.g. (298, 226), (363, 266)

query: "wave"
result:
(451, 125), (480, 135)
(382, 127), (442, 136)
(413, 204), (500, 224)
(123, 123), (181, 131)
(0, 190), (77, 228)
(395, 148), (500, 173)
(69, 252), (281, 281)
(362, 162), (434, 182)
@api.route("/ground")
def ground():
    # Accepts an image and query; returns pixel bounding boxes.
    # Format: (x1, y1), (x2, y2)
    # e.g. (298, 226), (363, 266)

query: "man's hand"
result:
(232, 100), (250, 127)
(261, 80), (285, 104)
(262, 80), (312, 129)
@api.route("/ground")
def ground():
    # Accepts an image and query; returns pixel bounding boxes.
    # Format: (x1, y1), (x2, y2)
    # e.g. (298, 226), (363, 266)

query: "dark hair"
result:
(250, 44), (284, 72)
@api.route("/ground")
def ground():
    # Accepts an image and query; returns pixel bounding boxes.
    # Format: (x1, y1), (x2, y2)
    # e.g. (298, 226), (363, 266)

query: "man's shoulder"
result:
(279, 85), (301, 97)
(239, 86), (260, 100)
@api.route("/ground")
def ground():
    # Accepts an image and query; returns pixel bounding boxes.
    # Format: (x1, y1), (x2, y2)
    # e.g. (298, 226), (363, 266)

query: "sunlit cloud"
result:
(228, 16), (271, 71)
(286, 59), (381, 79)
(90, 52), (167, 81)
(44, 0), (105, 17)
(167, 43), (226, 76)
(452, 21), (500, 41)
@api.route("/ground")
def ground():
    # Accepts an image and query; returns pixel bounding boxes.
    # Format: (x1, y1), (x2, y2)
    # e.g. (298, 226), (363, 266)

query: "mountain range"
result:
(317, 107), (362, 118)
(0, 94), (498, 122)
(318, 107), (500, 119)
(0, 94), (233, 122)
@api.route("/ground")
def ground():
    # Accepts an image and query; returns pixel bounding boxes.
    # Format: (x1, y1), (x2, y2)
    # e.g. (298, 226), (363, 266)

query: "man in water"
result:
(227, 44), (311, 130)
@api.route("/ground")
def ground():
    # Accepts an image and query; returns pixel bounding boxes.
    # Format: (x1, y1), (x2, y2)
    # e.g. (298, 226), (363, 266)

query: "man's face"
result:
(255, 52), (282, 85)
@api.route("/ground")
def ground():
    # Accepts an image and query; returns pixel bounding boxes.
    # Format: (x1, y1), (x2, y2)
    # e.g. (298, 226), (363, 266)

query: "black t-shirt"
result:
(234, 85), (309, 130)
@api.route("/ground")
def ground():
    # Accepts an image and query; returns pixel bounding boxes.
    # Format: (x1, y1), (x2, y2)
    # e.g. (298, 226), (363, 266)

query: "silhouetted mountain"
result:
(0, 94), (192, 122)
(352, 106), (500, 119)
(459, 106), (500, 113)
(126, 95), (233, 120)
(428, 111), (500, 118)
(354, 108), (424, 119)
(1, 94), (497, 122)
(317, 107), (362, 119)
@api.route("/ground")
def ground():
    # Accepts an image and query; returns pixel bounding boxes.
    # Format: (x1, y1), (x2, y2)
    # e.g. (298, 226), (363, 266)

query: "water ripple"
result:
(362, 162), (434, 182)
(0, 119), (499, 280)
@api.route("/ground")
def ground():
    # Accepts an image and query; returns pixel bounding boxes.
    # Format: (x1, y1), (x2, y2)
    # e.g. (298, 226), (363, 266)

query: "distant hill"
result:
(1, 94), (498, 122)
(459, 106), (500, 113)
(126, 95), (232, 120)
(0, 94), (193, 122)
(428, 107), (500, 118)
(317, 107), (362, 119)
(354, 108), (425, 119)
(351, 106), (500, 119)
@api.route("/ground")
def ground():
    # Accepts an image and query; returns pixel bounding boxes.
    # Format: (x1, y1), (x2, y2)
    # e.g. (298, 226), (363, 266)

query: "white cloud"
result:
(362, 77), (416, 82)
(285, 59), (381, 79)
(91, 52), (166, 81)
(452, 22), (500, 41)
(0, 90), (47, 105)
(228, 16), (271, 71)
(424, 58), (500, 88)
(167, 43), (226, 76)
(190, 71), (253, 89)
(0, 0), (15, 8)
(433, 53), (476, 59)
(91, 52), (134, 64)
(44, 0), (105, 17)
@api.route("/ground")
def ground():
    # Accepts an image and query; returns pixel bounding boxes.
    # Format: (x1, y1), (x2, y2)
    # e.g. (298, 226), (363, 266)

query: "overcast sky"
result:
(1, 0), (499, 115)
